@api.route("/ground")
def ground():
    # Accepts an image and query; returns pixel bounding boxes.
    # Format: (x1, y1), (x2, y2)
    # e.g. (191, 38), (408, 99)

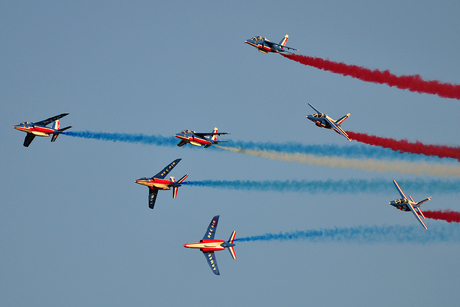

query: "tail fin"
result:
(53, 120), (61, 130)
(177, 174), (189, 184)
(212, 127), (218, 142)
(336, 113), (350, 125)
(172, 174), (189, 198)
(172, 186), (179, 198)
(227, 231), (237, 259)
(228, 230), (236, 244)
(51, 125), (72, 142)
(279, 34), (289, 49)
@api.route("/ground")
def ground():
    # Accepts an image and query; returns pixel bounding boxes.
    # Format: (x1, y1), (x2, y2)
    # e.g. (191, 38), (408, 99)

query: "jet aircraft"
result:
(13, 113), (72, 147)
(245, 34), (299, 54)
(183, 215), (236, 275)
(135, 158), (188, 209)
(175, 127), (229, 148)
(306, 103), (351, 141)
(389, 180), (432, 230)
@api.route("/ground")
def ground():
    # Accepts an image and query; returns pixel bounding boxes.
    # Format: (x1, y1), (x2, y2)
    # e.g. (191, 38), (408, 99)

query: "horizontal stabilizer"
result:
(172, 186), (178, 199)
(228, 246), (237, 260)
(177, 174), (189, 184)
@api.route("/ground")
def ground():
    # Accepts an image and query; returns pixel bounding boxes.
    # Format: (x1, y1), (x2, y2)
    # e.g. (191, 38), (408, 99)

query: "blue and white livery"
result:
(306, 103), (351, 141)
(245, 34), (299, 54)
(389, 180), (432, 230)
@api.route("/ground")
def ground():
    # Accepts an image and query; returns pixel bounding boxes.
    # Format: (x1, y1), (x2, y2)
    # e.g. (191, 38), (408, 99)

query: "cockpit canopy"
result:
(312, 113), (326, 118)
(251, 36), (266, 41)
(19, 122), (31, 126)
(179, 130), (196, 134)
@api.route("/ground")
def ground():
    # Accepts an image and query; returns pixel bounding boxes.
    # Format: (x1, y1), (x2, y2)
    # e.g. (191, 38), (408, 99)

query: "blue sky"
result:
(2, 1), (460, 306)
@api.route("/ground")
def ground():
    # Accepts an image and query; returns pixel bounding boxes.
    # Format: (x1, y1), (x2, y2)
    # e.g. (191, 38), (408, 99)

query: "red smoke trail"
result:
(424, 210), (460, 223)
(281, 53), (460, 100)
(347, 131), (460, 161)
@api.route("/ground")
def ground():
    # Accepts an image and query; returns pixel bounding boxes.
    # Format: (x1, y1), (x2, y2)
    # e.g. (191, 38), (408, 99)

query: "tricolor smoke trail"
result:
(64, 131), (460, 176)
(216, 146), (460, 177)
(347, 131), (460, 162)
(281, 53), (460, 100)
(234, 224), (460, 244)
(65, 131), (453, 163)
(182, 178), (460, 195)
(424, 210), (460, 223)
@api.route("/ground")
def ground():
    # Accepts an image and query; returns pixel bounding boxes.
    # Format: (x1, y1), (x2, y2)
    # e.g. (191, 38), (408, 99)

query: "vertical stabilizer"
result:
(212, 127), (218, 142)
(227, 231), (237, 259)
(279, 34), (289, 49)
(51, 120), (61, 142)
(336, 113), (350, 125)
(53, 120), (61, 130)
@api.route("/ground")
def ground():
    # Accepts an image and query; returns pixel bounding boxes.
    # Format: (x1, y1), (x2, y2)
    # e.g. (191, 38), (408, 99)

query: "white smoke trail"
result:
(216, 146), (460, 177)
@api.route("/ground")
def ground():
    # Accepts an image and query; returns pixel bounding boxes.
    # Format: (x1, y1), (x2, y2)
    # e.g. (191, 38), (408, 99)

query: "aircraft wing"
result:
(194, 132), (230, 137)
(148, 189), (159, 209)
(203, 251), (220, 275)
(415, 196), (432, 206)
(23, 133), (36, 147)
(177, 140), (187, 147)
(154, 158), (181, 179)
(34, 113), (69, 126)
(325, 118), (351, 141)
(393, 180), (408, 200)
(202, 215), (219, 240)
(407, 202), (428, 230)
(265, 41), (299, 51)
(308, 103), (322, 114)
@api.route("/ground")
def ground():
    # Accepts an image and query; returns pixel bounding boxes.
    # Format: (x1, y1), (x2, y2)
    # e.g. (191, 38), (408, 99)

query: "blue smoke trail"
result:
(182, 178), (460, 194)
(63, 131), (450, 163)
(235, 224), (460, 244)
(64, 131), (178, 147)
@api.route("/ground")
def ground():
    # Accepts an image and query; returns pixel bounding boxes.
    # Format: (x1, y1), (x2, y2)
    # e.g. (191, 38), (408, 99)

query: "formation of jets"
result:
(389, 180), (432, 230)
(13, 113), (72, 147)
(175, 127), (229, 148)
(13, 34), (442, 275)
(184, 215), (237, 275)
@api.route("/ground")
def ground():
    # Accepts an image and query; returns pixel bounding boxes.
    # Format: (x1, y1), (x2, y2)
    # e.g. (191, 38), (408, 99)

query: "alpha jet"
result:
(245, 34), (299, 54)
(175, 127), (229, 148)
(389, 180), (432, 230)
(184, 215), (237, 275)
(135, 158), (188, 209)
(306, 103), (351, 141)
(13, 113), (72, 147)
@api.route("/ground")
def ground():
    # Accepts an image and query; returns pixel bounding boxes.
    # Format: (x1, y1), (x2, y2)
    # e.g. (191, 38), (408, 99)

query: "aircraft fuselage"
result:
(306, 114), (333, 129)
(175, 134), (212, 147)
(13, 124), (55, 137)
(244, 40), (278, 53)
(389, 198), (412, 211)
(184, 240), (226, 252)
(135, 178), (173, 190)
